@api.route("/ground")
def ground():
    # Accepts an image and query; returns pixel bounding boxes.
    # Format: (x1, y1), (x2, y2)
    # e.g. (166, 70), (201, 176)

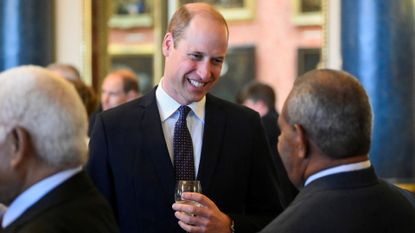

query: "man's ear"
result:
(293, 124), (309, 159)
(9, 127), (30, 169)
(126, 90), (138, 101)
(162, 32), (174, 57)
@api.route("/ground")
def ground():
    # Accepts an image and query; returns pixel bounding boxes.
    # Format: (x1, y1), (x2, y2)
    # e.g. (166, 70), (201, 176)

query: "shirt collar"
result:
(156, 78), (205, 122)
(305, 160), (371, 186)
(2, 166), (82, 228)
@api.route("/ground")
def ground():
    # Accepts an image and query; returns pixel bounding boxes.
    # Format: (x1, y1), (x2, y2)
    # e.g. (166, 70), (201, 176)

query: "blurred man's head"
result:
(0, 65), (88, 205)
(277, 69), (372, 188)
(101, 69), (139, 111)
(47, 63), (98, 117)
(237, 81), (276, 117)
(47, 63), (81, 81)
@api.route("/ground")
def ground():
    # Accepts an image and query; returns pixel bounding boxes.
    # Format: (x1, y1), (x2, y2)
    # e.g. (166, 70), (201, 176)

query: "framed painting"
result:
(109, 44), (155, 94)
(210, 45), (255, 102)
(176, 0), (255, 21)
(297, 48), (321, 76)
(292, 0), (322, 26)
(109, 0), (153, 28)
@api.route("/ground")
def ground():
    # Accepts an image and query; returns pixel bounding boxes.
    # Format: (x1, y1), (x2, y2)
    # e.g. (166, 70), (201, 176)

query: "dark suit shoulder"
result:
(260, 169), (415, 233)
(100, 95), (148, 119)
(3, 172), (119, 233)
(96, 88), (156, 132)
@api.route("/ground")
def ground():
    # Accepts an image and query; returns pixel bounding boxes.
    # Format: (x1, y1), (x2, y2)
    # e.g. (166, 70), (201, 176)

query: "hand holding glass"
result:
(175, 180), (202, 215)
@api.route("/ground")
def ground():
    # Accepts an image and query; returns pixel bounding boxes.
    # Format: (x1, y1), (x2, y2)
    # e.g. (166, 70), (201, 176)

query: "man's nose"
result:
(197, 61), (211, 80)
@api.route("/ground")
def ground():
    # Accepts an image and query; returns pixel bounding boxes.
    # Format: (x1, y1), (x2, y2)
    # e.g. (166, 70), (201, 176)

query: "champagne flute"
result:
(175, 180), (202, 216)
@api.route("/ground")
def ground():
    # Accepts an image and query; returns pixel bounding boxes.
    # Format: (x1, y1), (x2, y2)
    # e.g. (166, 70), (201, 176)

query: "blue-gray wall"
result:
(0, 0), (53, 71)
(342, 0), (415, 181)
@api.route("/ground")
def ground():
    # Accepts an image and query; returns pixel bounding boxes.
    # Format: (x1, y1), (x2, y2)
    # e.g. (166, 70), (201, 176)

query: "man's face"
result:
(277, 106), (306, 188)
(162, 16), (228, 105)
(101, 74), (129, 111)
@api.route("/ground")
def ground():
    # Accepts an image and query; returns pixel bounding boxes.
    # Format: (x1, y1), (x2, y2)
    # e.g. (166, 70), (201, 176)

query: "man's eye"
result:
(189, 54), (202, 60)
(212, 58), (223, 65)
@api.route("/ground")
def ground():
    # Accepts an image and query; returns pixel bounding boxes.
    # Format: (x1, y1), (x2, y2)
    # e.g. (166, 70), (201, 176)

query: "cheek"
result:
(114, 96), (126, 104)
(278, 135), (292, 169)
(177, 60), (197, 78)
(211, 66), (223, 79)
(277, 134), (301, 187)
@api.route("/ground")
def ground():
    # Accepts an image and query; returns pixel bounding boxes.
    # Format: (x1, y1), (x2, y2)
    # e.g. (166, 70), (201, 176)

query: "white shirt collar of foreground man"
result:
(156, 77), (206, 123)
(305, 160), (371, 186)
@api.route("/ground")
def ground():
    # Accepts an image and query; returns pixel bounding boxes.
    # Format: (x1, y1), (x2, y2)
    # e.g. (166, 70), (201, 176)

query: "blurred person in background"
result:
(237, 81), (298, 208)
(100, 68), (140, 111)
(47, 63), (98, 118)
(88, 68), (140, 137)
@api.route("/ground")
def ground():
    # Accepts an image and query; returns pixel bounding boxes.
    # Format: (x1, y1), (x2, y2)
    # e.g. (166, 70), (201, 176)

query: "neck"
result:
(304, 154), (369, 183)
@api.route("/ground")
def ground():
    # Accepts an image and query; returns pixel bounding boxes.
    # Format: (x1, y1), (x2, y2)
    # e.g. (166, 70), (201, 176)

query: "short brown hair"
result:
(167, 3), (229, 47)
(108, 68), (139, 94)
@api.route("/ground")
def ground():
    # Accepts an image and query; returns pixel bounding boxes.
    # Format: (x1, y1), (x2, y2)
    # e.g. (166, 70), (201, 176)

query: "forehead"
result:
(104, 74), (123, 85)
(179, 16), (228, 54)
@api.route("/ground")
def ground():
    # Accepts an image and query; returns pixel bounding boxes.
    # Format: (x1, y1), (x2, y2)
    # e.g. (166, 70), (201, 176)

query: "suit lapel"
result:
(198, 94), (226, 191)
(139, 88), (176, 201)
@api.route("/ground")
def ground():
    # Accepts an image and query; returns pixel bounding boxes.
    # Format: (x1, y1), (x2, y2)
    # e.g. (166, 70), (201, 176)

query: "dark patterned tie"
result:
(174, 105), (195, 180)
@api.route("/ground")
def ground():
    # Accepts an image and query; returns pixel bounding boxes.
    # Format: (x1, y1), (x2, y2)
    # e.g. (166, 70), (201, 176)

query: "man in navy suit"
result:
(259, 69), (415, 233)
(0, 66), (118, 233)
(87, 2), (283, 233)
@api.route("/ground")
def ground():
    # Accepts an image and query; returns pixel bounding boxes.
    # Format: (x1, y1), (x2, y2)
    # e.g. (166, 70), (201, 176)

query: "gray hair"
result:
(284, 69), (372, 159)
(0, 65), (88, 167)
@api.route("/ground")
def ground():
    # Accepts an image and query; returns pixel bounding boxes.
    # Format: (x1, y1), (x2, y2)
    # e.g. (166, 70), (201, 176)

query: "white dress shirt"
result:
(305, 160), (371, 186)
(156, 78), (205, 176)
(2, 166), (82, 228)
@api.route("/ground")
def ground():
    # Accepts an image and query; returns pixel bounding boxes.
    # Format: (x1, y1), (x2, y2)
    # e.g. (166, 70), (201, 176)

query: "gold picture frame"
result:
(292, 0), (322, 26)
(176, 0), (255, 21)
(109, 0), (153, 28)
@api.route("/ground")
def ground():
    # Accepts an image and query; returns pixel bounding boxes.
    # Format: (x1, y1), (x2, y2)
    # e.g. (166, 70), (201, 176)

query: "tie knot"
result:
(178, 105), (191, 119)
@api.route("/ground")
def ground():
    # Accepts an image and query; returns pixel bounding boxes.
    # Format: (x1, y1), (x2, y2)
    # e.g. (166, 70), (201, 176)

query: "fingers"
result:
(178, 220), (206, 233)
(175, 210), (208, 233)
(172, 193), (231, 233)
(181, 192), (216, 208)
(172, 198), (212, 219)
(175, 210), (208, 225)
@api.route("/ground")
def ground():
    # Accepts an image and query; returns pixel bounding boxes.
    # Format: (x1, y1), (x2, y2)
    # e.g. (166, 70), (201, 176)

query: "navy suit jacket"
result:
(87, 88), (283, 233)
(259, 167), (415, 233)
(2, 171), (119, 233)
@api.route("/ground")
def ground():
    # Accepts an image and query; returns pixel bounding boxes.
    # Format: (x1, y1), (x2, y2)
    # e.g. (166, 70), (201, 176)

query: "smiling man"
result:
(87, 3), (283, 233)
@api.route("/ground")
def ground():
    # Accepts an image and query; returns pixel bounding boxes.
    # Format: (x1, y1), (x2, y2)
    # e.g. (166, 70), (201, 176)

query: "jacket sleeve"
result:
(228, 113), (284, 233)
(86, 113), (118, 221)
